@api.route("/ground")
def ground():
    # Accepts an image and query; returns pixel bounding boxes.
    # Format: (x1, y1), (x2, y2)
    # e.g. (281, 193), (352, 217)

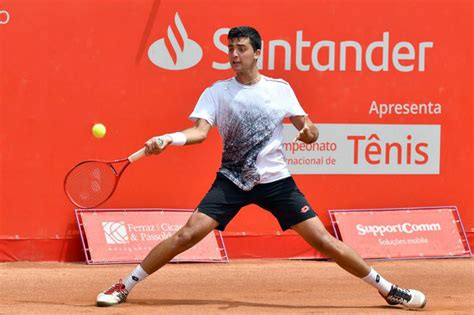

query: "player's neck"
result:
(235, 70), (261, 86)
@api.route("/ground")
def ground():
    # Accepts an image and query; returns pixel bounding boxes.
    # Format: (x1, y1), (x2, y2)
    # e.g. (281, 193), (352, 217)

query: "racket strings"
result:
(65, 162), (117, 208)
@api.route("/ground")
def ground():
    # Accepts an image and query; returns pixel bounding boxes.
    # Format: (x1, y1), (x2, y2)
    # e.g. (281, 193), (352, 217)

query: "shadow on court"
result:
(129, 298), (397, 311)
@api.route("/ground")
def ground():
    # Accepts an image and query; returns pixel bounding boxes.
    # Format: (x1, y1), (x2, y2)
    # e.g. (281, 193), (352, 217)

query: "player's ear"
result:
(254, 49), (261, 60)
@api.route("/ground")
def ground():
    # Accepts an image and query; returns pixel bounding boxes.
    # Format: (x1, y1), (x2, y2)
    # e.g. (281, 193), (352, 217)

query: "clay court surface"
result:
(1, 258), (472, 314)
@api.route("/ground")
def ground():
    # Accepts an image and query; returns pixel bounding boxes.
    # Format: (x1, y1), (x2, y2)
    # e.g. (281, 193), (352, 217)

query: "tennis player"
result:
(97, 26), (426, 309)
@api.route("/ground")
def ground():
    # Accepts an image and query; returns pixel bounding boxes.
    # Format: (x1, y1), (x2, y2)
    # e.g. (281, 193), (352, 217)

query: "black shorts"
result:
(197, 172), (317, 231)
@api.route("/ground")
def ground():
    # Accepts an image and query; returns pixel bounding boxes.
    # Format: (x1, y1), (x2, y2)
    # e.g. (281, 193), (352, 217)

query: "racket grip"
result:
(128, 148), (146, 163)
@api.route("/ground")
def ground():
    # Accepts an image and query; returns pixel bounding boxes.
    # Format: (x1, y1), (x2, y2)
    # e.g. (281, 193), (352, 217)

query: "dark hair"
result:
(228, 26), (262, 51)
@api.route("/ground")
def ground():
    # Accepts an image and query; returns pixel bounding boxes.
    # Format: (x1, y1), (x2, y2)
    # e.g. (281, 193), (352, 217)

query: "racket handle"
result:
(128, 148), (146, 163)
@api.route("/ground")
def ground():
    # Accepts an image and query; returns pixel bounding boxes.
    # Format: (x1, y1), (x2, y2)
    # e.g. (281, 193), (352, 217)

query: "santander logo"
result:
(148, 12), (433, 72)
(148, 12), (202, 70)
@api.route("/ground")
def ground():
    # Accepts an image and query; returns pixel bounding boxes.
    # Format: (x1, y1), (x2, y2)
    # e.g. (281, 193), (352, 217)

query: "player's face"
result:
(228, 37), (260, 73)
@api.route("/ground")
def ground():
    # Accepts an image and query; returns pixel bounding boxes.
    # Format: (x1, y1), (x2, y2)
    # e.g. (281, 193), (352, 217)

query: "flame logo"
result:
(148, 13), (202, 70)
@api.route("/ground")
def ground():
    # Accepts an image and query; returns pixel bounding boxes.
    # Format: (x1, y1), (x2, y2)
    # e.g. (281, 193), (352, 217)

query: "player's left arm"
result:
(290, 115), (319, 144)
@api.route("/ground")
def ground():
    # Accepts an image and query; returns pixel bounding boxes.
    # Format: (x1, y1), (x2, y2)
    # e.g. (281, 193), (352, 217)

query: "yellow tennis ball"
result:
(92, 123), (106, 138)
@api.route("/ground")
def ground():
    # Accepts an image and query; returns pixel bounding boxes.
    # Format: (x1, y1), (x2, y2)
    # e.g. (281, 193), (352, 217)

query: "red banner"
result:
(76, 209), (227, 264)
(330, 207), (471, 259)
(0, 0), (472, 261)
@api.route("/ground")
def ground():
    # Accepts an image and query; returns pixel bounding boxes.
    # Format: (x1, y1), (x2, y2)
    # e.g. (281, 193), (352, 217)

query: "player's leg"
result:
(292, 217), (370, 276)
(96, 211), (218, 307)
(255, 177), (426, 309)
(141, 211), (219, 273)
(97, 172), (247, 307)
(292, 216), (426, 309)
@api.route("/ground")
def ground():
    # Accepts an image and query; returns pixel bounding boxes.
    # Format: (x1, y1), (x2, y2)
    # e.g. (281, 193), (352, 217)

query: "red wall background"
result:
(0, 0), (472, 261)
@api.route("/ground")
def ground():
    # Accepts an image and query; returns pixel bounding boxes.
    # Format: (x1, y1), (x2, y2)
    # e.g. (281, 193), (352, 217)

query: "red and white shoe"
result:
(96, 280), (129, 307)
(381, 285), (427, 309)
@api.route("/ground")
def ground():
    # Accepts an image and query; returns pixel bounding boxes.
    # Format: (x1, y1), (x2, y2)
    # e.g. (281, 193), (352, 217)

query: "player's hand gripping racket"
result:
(64, 147), (148, 208)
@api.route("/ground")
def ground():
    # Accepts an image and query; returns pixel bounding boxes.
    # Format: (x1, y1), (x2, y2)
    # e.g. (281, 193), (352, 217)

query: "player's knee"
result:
(314, 234), (343, 257)
(171, 229), (195, 250)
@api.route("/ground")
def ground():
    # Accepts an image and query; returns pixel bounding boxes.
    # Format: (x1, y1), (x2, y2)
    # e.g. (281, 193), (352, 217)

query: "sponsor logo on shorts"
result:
(0, 10), (10, 25)
(301, 205), (310, 213)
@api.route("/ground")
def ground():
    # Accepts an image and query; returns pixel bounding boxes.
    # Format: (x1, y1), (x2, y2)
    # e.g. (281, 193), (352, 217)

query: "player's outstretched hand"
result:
(294, 125), (318, 144)
(145, 136), (172, 155)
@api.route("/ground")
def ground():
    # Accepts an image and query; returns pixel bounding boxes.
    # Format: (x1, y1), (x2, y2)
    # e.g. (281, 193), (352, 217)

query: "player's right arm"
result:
(180, 118), (212, 144)
(144, 118), (212, 155)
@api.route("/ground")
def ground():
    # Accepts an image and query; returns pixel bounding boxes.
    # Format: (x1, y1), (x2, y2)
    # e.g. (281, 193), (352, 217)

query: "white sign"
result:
(283, 124), (440, 174)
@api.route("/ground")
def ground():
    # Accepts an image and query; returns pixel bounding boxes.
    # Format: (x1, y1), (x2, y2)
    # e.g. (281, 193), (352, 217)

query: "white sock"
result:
(122, 265), (149, 292)
(362, 268), (393, 296)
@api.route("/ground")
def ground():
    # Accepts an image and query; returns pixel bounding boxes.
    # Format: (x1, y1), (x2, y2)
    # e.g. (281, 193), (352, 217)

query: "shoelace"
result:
(387, 286), (412, 304)
(104, 280), (128, 295)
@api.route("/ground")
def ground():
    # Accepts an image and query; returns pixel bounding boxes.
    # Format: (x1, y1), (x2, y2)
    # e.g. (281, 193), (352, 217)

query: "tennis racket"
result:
(64, 147), (148, 208)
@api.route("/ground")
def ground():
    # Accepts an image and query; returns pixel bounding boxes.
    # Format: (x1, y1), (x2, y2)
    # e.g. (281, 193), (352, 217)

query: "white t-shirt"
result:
(190, 75), (307, 191)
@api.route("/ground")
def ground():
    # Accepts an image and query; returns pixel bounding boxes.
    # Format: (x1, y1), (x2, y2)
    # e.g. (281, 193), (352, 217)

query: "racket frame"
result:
(64, 148), (146, 208)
